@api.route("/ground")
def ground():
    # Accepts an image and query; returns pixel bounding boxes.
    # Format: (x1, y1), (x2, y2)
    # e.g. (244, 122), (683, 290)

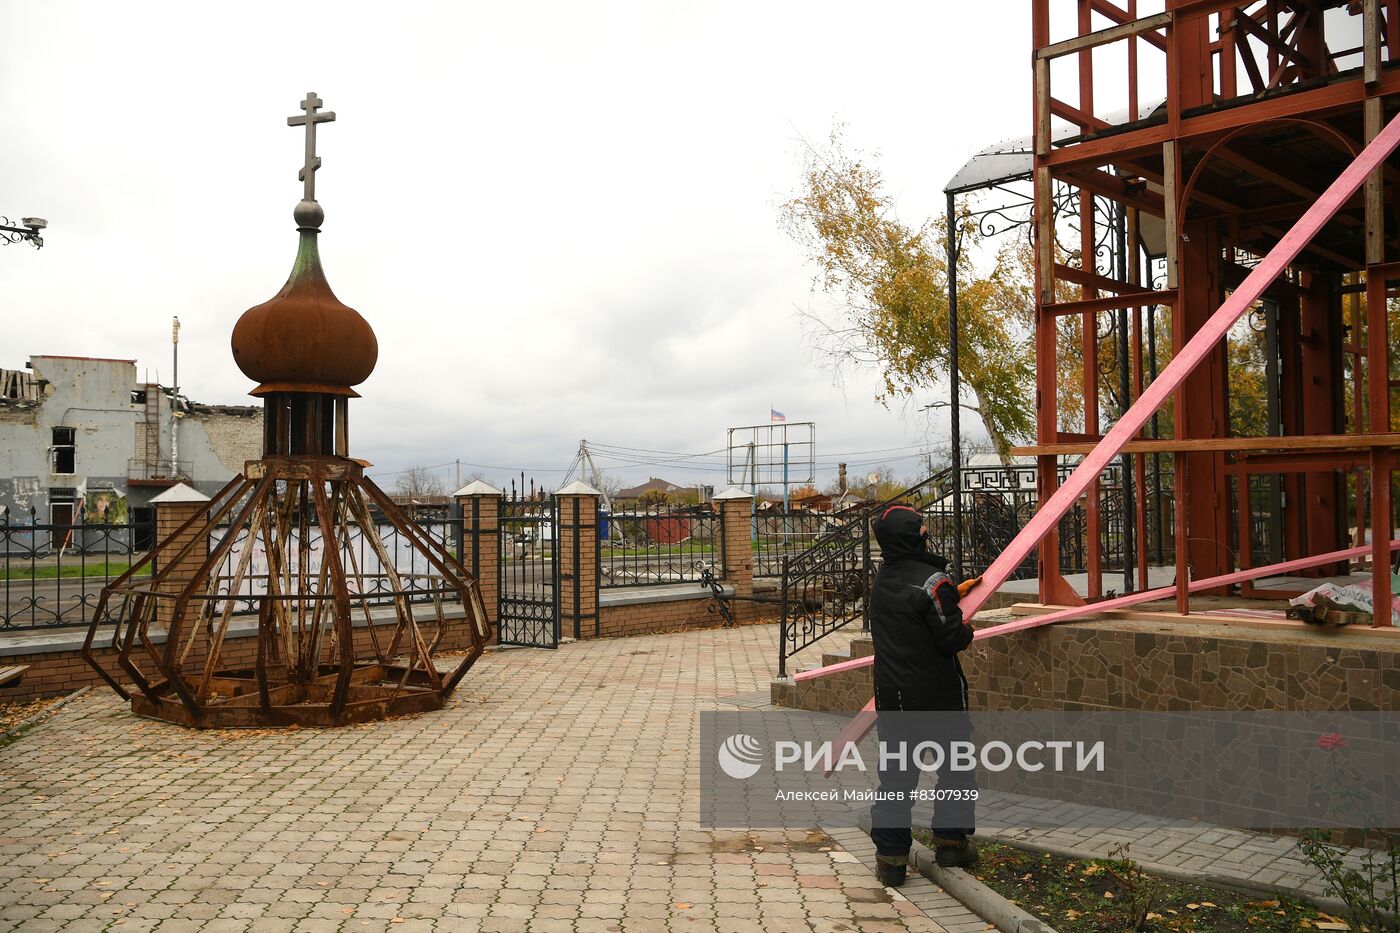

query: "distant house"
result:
(384, 493), (454, 519)
(832, 491), (870, 512)
(790, 491), (834, 512)
(614, 477), (684, 506)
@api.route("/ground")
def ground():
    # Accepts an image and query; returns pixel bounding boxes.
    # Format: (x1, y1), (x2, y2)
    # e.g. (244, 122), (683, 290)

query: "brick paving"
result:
(976, 792), (1376, 902)
(0, 624), (987, 932)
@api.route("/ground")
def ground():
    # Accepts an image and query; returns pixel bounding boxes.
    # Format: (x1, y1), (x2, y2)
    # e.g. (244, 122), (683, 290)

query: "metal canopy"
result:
(945, 99), (1165, 195)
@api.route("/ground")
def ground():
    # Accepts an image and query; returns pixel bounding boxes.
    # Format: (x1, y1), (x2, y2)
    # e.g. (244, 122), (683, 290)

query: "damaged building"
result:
(0, 355), (260, 527)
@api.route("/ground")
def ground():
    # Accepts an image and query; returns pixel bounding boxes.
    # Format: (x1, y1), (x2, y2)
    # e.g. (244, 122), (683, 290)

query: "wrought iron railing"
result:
(776, 460), (1179, 676)
(753, 510), (845, 578)
(600, 505), (719, 587)
(777, 472), (951, 677)
(922, 461), (1177, 580)
(0, 508), (156, 629)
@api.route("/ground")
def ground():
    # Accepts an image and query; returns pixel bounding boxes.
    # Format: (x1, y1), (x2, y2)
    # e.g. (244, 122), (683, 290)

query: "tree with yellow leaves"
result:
(779, 128), (1035, 464)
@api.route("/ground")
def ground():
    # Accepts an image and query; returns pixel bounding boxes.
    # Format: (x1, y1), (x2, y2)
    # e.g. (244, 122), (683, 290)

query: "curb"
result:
(981, 833), (1355, 922)
(857, 813), (1057, 933)
(0, 686), (92, 743)
(910, 839), (1058, 933)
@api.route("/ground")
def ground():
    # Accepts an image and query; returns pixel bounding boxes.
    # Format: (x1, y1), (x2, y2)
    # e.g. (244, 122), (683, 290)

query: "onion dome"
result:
(231, 206), (378, 397)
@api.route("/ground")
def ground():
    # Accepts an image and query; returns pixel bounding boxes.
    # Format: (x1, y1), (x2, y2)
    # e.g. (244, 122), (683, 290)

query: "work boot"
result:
(933, 837), (979, 869)
(874, 853), (908, 887)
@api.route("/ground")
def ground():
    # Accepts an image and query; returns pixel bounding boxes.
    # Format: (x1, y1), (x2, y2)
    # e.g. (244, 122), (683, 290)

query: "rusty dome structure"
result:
(82, 93), (491, 727)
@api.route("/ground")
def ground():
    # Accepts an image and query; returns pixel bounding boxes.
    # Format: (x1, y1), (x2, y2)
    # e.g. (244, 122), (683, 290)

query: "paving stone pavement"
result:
(973, 791), (1378, 902)
(0, 624), (988, 932)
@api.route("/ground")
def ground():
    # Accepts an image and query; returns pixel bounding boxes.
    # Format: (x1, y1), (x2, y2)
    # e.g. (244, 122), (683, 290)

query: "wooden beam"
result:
(1366, 0), (1383, 86)
(1225, 451), (1370, 473)
(1225, 192), (1365, 229)
(1010, 432), (1400, 457)
(1237, 24), (1269, 94)
(1164, 140), (1180, 288)
(1043, 69), (1400, 171)
(1119, 155), (1239, 216)
(1035, 167), (1055, 302)
(1089, 0), (1169, 50)
(1061, 166), (1166, 214)
(1169, 0), (1276, 21)
(1050, 97), (1113, 132)
(1221, 260), (1307, 297)
(1036, 11), (1171, 61)
(1043, 289), (1177, 317)
(1232, 6), (1311, 70)
(796, 537), (1400, 684)
(1035, 57), (1050, 159)
(1053, 263), (1156, 294)
(1259, 223), (1363, 269)
(1211, 141), (1331, 203)
(970, 111), (1400, 619)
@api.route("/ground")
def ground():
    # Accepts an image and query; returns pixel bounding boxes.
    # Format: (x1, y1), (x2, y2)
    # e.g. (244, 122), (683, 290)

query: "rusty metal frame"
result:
(82, 456), (491, 728)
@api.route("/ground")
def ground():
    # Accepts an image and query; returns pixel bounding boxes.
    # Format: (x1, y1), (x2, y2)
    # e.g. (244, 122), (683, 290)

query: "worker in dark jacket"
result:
(868, 504), (980, 886)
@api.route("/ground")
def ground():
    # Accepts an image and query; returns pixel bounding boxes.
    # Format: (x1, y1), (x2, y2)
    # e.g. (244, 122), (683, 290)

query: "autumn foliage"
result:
(779, 128), (1035, 461)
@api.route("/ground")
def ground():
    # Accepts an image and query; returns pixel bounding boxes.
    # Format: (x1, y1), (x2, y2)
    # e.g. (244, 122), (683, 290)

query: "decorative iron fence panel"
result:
(498, 496), (559, 648)
(777, 472), (950, 677)
(753, 510), (844, 579)
(776, 460), (1180, 675)
(922, 461), (1177, 580)
(0, 509), (156, 630)
(600, 505), (719, 587)
(777, 519), (871, 678)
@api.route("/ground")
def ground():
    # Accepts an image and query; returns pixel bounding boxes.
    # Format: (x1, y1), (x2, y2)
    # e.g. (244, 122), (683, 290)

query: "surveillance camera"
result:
(21, 217), (47, 230)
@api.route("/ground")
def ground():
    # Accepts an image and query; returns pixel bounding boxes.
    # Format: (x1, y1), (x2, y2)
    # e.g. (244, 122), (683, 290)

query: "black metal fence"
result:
(600, 505), (720, 587)
(0, 509), (156, 630)
(753, 510), (845, 578)
(922, 461), (1177, 581)
(776, 459), (1181, 676)
(777, 472), (949, 677)
(499, 496), (558, 647)
(595, 504), (850, 588)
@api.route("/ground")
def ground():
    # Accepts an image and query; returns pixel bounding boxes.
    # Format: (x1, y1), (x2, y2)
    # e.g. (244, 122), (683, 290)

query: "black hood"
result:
(873, 505), (946, 569)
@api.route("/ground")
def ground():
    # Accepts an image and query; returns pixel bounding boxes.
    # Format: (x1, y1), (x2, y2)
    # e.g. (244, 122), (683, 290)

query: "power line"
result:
(368, 438), (947, 483)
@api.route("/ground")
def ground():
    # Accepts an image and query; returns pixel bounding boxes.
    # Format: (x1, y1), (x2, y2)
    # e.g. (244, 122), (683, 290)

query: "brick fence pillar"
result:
(150, 482), (212, 637)
(454, 480), (502, 632)
(555, 481), (600, 640)
(714, 487), (755, 622)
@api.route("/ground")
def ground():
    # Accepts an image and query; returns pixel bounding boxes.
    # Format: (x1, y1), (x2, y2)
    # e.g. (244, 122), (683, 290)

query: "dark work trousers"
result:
(869, 712), (977, 857)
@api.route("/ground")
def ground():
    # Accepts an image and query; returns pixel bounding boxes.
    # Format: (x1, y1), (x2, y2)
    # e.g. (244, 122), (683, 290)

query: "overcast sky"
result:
(0, 1), (1031, 495)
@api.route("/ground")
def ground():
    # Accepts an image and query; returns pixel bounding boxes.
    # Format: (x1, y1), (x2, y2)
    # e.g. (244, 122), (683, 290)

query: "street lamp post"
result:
(0, 216), (47, 248)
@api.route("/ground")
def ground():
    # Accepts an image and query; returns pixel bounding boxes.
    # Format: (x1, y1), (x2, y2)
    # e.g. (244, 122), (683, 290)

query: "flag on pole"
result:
(770, 408), (785, 423)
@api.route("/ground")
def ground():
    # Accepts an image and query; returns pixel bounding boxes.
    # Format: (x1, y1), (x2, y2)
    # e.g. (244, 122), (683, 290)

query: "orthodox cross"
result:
(287, 92), (336, 201)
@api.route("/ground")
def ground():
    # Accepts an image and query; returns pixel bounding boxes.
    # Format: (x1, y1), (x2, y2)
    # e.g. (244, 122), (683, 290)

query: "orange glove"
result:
(956, 575), (983, 599)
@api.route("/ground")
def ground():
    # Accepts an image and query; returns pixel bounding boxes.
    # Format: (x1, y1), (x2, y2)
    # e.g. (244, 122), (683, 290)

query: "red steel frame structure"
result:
(798, 2), (1400, 752)
(1020, 0), (1400, 620)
